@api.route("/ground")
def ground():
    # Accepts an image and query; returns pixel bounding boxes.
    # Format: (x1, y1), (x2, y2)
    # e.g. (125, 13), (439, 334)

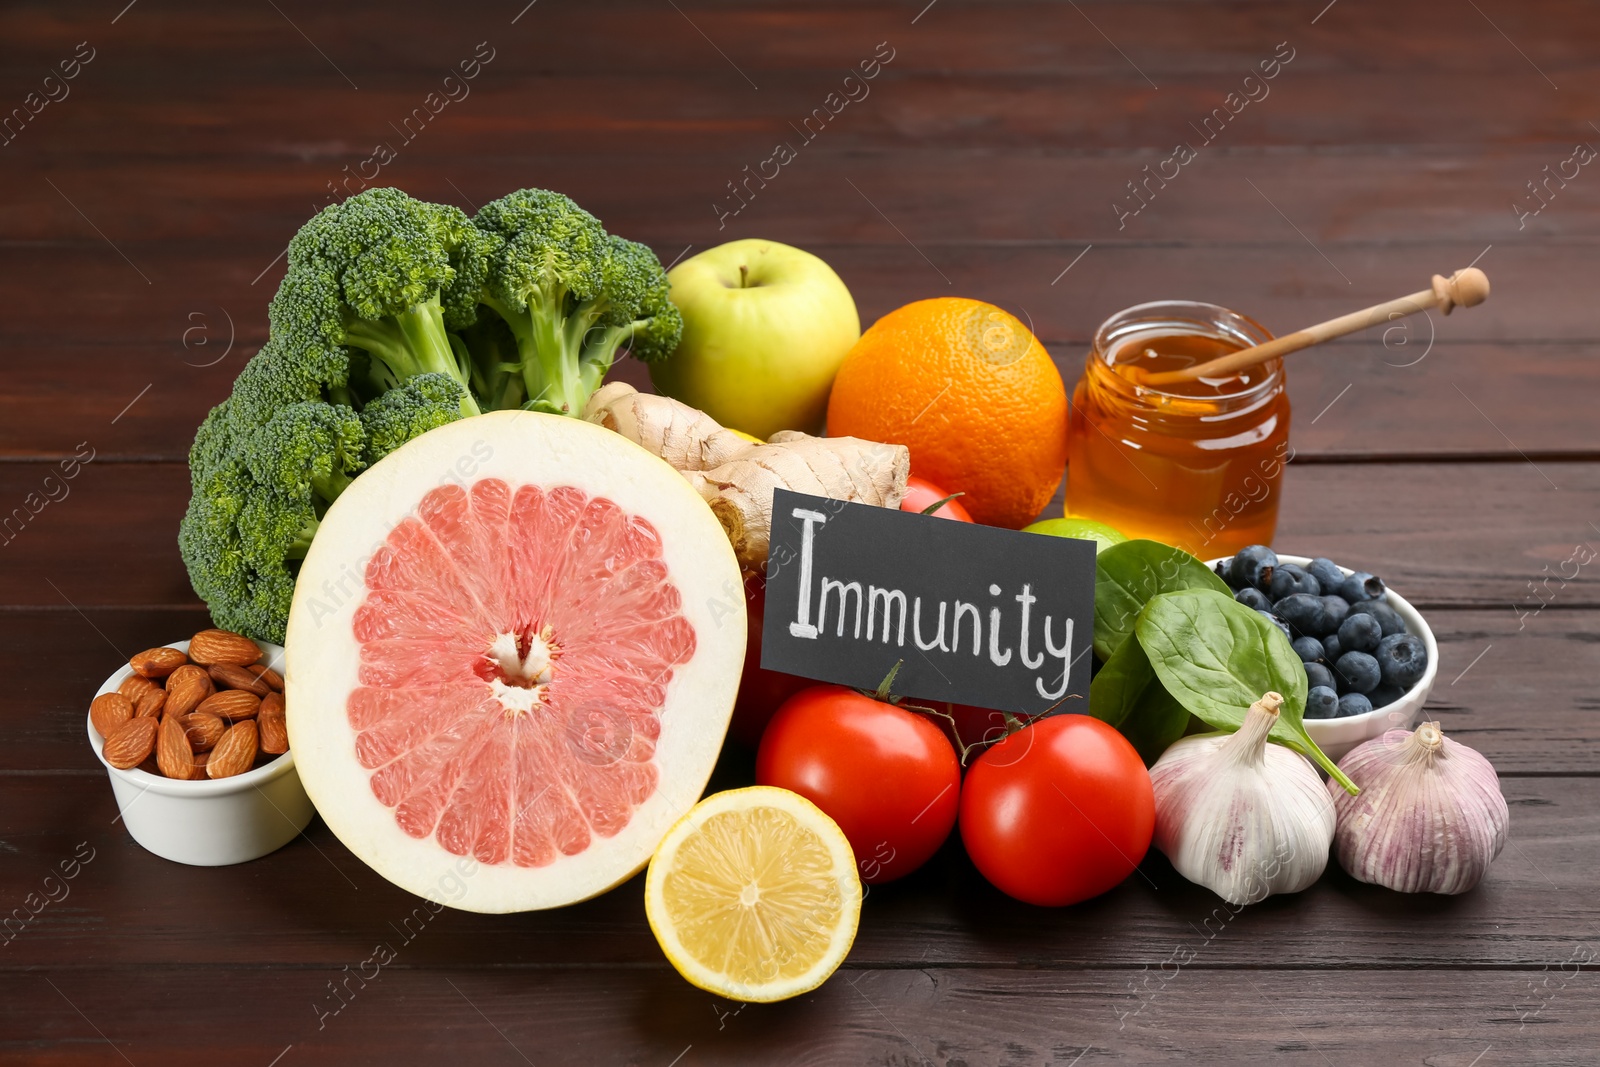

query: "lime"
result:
(1022, 516), (1129, 554)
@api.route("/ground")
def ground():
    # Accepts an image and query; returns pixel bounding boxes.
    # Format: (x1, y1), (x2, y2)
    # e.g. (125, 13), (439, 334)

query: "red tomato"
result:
(729, 574), (811, 747)
(756, 685), (961, 884)
(900, 476), (974, 523)
(959, 715), (1154, 907)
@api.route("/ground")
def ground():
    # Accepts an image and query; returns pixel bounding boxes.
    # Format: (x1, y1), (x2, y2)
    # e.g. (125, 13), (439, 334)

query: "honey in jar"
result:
(1065, 300), (1291, 558)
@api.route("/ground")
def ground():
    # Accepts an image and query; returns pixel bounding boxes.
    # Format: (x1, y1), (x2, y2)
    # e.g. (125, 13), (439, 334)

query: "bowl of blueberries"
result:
(1207, 547), (1436, 763)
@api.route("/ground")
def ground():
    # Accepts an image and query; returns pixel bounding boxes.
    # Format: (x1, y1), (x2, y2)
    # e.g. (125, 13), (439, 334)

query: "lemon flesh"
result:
(645, 786), (861, 1002)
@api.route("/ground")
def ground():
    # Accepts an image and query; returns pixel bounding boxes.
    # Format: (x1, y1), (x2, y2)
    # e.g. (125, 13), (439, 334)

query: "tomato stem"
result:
(918, 492), (966, 517)
(873, 660), (904, 703)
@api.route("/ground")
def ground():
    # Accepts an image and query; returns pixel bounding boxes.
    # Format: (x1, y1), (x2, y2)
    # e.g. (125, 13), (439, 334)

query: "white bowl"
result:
(1205, 554), (1438, 764)
(88, 639), (316, 866)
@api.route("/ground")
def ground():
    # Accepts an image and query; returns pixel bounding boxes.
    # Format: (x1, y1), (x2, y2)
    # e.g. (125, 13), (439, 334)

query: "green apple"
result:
(1022, 516), (1129, 554)
(651, 239), (859, 439)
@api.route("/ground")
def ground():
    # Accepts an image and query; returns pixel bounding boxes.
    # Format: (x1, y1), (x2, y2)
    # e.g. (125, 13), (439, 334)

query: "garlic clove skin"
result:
(1329, 721), (1508, 895)
(1150, 693), (1335, 906)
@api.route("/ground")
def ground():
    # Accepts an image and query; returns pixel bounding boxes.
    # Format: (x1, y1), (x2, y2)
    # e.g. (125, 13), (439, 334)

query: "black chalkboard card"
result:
(759, 489), (1096, 717)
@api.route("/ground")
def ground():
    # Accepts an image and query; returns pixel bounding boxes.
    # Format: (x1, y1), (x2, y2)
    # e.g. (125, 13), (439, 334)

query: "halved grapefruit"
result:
(284, 411), (746, 912)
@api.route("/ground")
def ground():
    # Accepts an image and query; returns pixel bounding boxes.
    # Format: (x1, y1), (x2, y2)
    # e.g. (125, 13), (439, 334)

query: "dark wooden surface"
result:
(3, 1), (1597, 1063)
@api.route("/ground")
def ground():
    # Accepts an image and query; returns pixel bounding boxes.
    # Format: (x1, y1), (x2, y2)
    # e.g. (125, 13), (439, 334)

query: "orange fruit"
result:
(826, 298), (1068, 529)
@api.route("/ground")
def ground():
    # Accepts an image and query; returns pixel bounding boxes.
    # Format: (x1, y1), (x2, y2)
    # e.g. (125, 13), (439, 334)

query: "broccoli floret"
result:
(274, 187), (483, 416)
(360, 373), (470, 465)
(474, 189), (682, 415)
(243, 402), (364, 505)
(180, 401), (365, 643)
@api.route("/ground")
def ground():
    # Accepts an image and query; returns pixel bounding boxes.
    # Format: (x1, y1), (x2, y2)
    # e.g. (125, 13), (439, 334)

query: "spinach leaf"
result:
(1093, 539), (1231, 660)
(1089, 630), (1157, 728)
(1090, 613), (1196, 764)
(1136, 588), (1356, 792)
(1121, 685), (1195, 767)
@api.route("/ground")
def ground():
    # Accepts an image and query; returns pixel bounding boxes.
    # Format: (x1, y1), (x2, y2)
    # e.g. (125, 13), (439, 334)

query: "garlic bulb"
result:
(1149, 693), (1334, 905)
(1329, 721), (1508, 894)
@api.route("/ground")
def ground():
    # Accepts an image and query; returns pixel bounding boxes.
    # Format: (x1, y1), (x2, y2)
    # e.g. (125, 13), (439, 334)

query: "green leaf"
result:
(1089, 631), (1157, 728)
(1093, 539), (1231, 661)
(1121, 685), (1195, 767)
(1136, 588), (1356, 792)
(1089, 620), (1194, 765)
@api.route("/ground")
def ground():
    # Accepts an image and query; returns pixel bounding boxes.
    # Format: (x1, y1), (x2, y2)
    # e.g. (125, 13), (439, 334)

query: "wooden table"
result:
(4, 1), (1597, 1063)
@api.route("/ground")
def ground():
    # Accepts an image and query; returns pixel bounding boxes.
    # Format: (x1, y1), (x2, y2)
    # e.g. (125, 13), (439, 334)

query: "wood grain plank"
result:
(0, 774), (1592, 971)
(8, 338), (1598, 464)
(3, 456), (1597, 609)
(2, 242), (1584, 351)
(7, 68), (1600, 178)
(3, 0), (1594, 77)
(1, 3), (1594, 159)
(3, 963), (1593, 1066)
(2, 605), (1593, 775)
(7, 149), (1596, 245)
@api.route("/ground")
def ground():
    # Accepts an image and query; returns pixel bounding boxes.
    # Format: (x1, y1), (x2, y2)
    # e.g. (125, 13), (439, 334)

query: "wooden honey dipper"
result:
(1134, 267), (1491, 387)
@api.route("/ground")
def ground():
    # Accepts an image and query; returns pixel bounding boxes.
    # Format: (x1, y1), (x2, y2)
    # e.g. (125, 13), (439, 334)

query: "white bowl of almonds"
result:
(87, 628), (315, 866)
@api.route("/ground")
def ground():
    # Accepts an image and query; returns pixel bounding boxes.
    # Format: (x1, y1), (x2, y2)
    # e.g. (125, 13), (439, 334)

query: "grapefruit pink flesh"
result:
(286, 412), (745, 912)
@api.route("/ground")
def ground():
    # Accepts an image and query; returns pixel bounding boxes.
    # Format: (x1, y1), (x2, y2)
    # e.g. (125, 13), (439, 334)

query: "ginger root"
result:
(583, 381), (752, 471)
(583, 383), (909, 569)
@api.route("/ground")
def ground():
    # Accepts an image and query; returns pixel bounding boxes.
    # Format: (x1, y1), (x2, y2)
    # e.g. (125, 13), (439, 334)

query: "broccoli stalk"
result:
(342, 295), (475, 409)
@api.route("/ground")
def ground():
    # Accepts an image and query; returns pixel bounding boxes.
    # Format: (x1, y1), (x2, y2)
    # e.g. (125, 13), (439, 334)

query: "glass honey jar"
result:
(1065, 300), (1291, 558)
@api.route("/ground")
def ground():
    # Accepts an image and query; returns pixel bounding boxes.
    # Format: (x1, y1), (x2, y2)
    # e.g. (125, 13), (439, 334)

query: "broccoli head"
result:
(181, 185), (684, 641)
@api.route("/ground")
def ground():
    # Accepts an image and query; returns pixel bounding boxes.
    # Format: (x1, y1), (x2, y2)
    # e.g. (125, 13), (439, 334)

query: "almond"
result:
(259, 694), (289, 755)
(164, 664), (214, 717)
(134, 685), (166, 719)
(129, 646), (188, 678)
(193, 751), (210, 770)
(181, 712), (226, 753)
(90, 693), (135, 737)
(188, 629), (263, 667)
(245, 663), (285, 691)
(208, 663), (270, 695)
(208, 720), (258, 779)
(119, 673), (161, 705)
(156, 714), (199, 780)
(196, 689), (260, 722)
(103, 717), (159, 770)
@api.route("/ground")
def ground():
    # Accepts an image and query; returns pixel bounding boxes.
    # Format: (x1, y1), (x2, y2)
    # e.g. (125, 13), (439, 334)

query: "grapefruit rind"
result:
(644, 786), (862, 1003)
(285, 411), (746, 913)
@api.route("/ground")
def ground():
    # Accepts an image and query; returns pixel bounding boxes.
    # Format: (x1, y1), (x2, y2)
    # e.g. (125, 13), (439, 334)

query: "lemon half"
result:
(645, 786), (861, 1002)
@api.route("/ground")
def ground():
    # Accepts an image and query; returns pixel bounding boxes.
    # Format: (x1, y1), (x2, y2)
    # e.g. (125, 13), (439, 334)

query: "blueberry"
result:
(1322, 633), (1343, 662)
(1337, 613), (1383, 654)
(1306, 558), (1345, 591)
(1258, 610), (1292, 640)
(1230, 545), (1277, 591)
(1235, 587), (1272, 612)
(1277, 593), (1327, 637)
(1350, 599), (1406, 637)
(1269, 563), (1321, 600)
(1334, 650), (1381, 694)
(1337, 692), (1374, 717)
(1365, 683), (1405, 709)
(1292, 635), (1326, 664)
(1215, 557), (1237, 587)
(1305, 686), (1340, 719)
(1304, 661), (1335, 692)
(1321, 595), (1350, 634)
(1339, 571), (1386, 603)
(1375, 633), (1427, 689)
